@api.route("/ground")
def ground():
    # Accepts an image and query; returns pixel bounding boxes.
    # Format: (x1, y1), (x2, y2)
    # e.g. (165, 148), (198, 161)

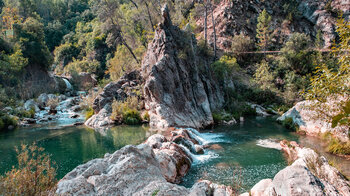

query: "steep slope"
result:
(196, 0), (350, 51)
(141, 5), (224, 129)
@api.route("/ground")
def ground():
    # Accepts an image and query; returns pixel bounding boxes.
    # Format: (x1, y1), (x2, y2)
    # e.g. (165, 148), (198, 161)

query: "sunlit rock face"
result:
(142, 5), (224, 129)
(196, 0), (349, 51)
(245, 141), (350, 196)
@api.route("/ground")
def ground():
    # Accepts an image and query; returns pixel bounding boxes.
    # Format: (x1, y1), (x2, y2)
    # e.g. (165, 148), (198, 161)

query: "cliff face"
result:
(197, 0), (350, 51)
(142, 5), (224, 129)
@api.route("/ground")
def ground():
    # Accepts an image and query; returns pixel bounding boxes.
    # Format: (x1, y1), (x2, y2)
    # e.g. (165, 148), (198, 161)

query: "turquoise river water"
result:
(0, 116), (348, 192)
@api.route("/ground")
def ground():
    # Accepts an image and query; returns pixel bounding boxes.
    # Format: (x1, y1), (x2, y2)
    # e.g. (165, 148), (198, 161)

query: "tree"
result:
(256, 9), (272, 51)
(254, 60), (275, 91)
(278, 33), (314, 75)
(13, 17), (52, 70)
(305, 16), (350, 128)
(231, 33), (253, 61)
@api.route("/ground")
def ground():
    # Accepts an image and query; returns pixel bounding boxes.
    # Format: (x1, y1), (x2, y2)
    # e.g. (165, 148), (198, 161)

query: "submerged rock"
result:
(141, 4), (223, 129)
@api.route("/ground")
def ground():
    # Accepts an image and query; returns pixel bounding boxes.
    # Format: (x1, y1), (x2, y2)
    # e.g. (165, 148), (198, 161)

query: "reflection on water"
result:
(0, 125), (152, 179)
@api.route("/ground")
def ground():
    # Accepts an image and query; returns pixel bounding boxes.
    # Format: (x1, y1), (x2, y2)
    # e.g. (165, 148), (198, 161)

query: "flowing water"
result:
(0, 116), (348, 191)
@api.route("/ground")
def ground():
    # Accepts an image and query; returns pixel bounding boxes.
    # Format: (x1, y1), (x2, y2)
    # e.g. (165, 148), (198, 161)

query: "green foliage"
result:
(152, 189), (160, 196)
(0, 143), (57, 195)
(142, 112), (150, 122)
(305, 17), (349, 129)
(254, 60), (276, 91)
(13, 17), (53, 70)
(322, 132), (350, 155)
(123, 109), (141, 125)
(0, 48), (28, 87)
(107, 45), (144, 81)
(280, 117), (298, 131)
(0, 111), (18, 131)
(84, 107), (94, 121)
(111, 96), (142, 125)
(64, 58), (100, 75)
(256, 9), (272, 50)
(278, 33), (314, 75)
(331, 100), (350, 128)
(231, 33), (253, 61)
(211, 55), (239, 82)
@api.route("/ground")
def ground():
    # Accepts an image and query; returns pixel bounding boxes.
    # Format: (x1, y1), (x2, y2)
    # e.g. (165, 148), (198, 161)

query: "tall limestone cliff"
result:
(142, 5), (224, 129)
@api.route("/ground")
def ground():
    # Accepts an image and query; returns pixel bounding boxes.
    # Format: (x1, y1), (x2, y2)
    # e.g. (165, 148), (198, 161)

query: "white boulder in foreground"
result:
(242, 141), (350, 196)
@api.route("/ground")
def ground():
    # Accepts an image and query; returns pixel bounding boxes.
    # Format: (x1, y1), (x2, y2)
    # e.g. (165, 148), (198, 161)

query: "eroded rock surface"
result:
(244, 141), (350, 196)
(85, 70), (143, 128)
(277, 99), (349, 141)
(57, 127), (233, 196)
(142, 5), (223, 129)
(196, 0), (349, 51)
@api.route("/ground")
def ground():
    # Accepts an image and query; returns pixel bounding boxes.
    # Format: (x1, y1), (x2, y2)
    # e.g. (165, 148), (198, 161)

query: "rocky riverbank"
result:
(56, 128), (234, 195)
(242, 140), (350, 196)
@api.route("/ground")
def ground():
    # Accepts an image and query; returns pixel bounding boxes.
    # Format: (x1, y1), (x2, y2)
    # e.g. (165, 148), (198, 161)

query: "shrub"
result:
(280, 117), (298, 131)
(321, 132), (350, 155)
(84, 107), (94, 120)
(111, 96), (141, 125)
(0, 143), (57, 195)
(211, 55), (239, 82)
(123, 109), (141, 125)
(142, 112), (150, 122)
(0, 112), (17, 131)
(231, 33), (253, 61)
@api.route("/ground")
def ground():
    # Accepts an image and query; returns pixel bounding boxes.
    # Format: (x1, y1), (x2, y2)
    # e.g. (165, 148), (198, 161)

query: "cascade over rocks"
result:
(142, 4), (224, 129)
(56, 127), (234, 195)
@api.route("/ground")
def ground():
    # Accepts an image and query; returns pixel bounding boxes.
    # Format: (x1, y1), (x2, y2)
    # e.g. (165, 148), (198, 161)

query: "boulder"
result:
(247, 141), (350, 196)
(56, 144), (169, 195)
(278, 99), (349, 141)
(24, 99), (40, 112)
(37, 93), (49, 108)
(142, 4), (223, 129)
(85, 104), (115, 128)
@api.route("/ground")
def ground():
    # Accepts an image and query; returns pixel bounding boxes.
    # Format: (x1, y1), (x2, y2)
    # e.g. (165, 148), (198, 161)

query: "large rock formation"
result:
(277, 98), (349, 141)
(142, 4), (224, 129)
(85, 70), (143, 128)
(56, 128), (233, 195)
(196, 0), (349, 51)
(243, 141), (350, 196)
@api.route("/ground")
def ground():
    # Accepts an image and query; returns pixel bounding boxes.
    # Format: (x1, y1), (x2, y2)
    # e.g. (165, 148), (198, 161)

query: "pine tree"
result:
(254, 60), (275, 91)
(256, 9), (272, 51)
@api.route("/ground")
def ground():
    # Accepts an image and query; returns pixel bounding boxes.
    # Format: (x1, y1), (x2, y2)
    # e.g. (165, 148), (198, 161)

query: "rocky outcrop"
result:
(196, 0), (349, 51)
(72, 72), (97, 91)
(277, 99), (349, 141)
(85, 70), (143, 128)
(142, 4), (224, 129)
(56, 127), (233, 195)
(243, 141), (350, 196)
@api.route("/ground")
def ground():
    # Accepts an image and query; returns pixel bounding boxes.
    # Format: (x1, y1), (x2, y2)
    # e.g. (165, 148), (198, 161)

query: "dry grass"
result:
(0, 143), (57, 195)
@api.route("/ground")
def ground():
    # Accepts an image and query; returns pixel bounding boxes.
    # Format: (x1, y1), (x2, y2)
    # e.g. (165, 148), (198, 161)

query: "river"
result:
(0, 116), (348, 192)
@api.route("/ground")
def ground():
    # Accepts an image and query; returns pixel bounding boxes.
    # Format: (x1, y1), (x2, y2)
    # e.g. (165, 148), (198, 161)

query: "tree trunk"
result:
(129, 0), (138, 8)
(121, 35), (140, 64)
(145, 1), (155, 31)
(210, 2), (217, 60)
(204, 2), (207, 44)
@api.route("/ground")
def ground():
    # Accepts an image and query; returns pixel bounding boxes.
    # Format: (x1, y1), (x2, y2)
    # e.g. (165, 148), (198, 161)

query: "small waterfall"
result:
(62, 78), (73, 91)
(178, 128), (222, 164)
